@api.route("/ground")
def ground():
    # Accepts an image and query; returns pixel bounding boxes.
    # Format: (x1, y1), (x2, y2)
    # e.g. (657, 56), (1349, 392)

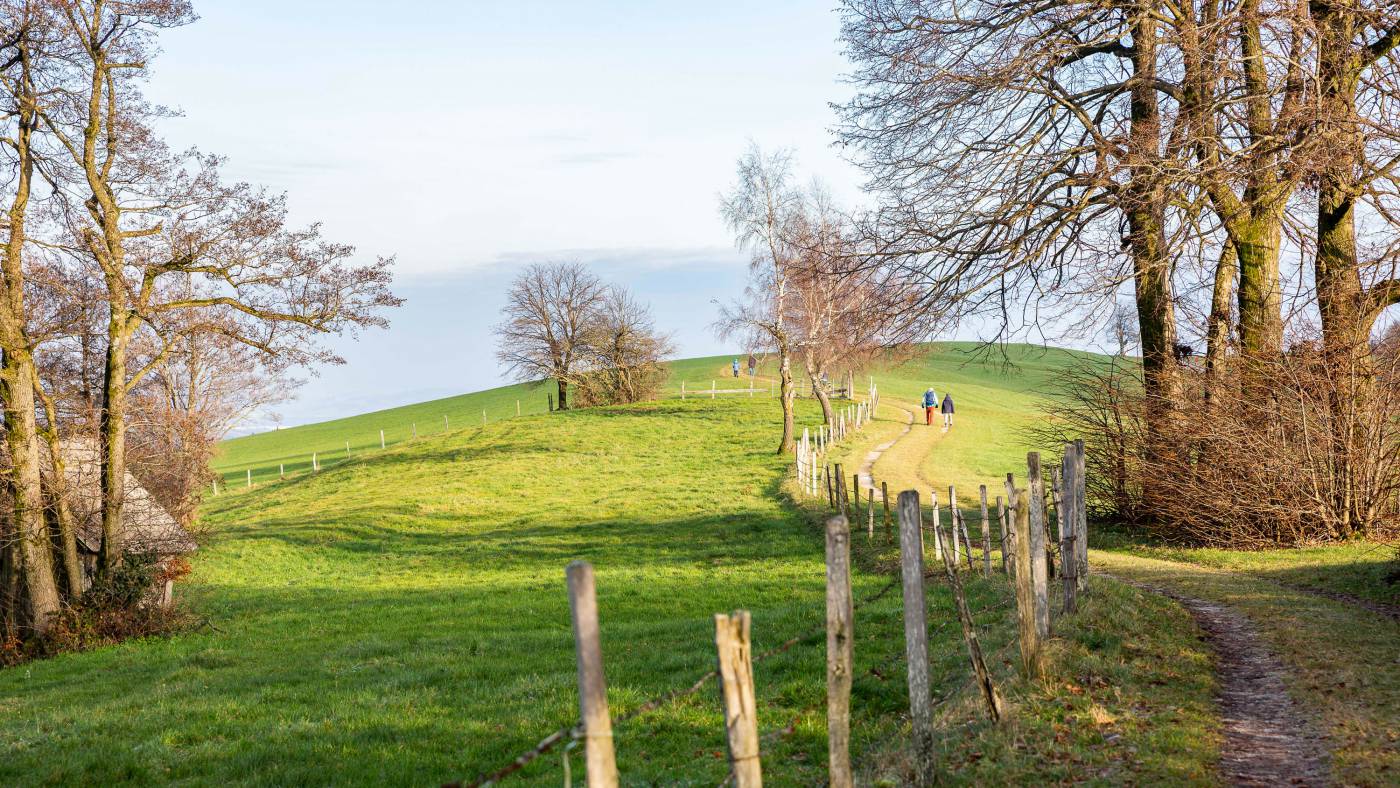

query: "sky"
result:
(145, 1), (872, 431)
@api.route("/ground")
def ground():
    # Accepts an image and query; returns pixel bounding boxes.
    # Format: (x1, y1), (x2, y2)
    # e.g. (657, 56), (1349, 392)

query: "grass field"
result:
(4, 342), (1394, 785)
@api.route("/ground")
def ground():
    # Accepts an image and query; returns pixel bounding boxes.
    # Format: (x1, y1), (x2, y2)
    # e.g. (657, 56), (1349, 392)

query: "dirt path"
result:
(857, 400), (914, 501)
(1103, 572), (1330, 786)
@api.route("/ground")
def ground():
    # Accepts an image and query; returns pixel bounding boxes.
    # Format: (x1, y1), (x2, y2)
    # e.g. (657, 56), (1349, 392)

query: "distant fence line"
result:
(212, 395), (555, 494)
(447, 435), (1089, 787)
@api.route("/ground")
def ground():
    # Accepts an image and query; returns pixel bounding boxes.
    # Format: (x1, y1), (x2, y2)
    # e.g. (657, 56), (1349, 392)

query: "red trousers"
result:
(926, 406), (935, 425)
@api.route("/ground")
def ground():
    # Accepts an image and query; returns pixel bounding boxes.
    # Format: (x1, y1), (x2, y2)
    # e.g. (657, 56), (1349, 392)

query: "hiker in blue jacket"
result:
(732, 358), (740, 378)
(922, 387), (938, 426)
(941, 392), (955, 428)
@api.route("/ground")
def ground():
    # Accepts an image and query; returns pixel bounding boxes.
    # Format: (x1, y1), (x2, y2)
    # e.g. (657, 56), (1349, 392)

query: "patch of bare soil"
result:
(1107, 575), (1330, 786)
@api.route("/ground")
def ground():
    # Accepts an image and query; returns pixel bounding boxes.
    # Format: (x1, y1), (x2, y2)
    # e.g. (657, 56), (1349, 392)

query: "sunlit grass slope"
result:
(215, 355), (757, 487)
(3, 397), (982, 785)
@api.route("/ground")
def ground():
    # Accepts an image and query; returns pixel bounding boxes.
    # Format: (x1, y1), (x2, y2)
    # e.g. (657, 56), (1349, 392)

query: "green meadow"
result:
(3, 343), (1394, 785)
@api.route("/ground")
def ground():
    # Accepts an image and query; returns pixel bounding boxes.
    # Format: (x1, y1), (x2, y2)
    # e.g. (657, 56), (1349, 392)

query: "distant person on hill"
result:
(747, 354), (756, 377)
(923, 387), (938, 426)
(732, 358), (740, 378)
(941, 392), (955, 429)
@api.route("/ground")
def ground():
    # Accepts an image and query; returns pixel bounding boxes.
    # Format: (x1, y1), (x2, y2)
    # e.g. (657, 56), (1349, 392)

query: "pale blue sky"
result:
(147, 1), (869, 430)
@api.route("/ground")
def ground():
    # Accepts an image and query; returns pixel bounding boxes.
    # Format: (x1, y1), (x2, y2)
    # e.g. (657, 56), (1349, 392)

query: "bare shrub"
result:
(569, 286), (674, 407)
(1037, 343), (1400, 547)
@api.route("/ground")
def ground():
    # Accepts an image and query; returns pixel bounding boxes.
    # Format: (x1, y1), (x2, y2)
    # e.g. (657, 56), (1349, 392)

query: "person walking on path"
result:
(732, 358), (740, 378)
(923, 387), (938, 426)
(941, 392), (955, 429)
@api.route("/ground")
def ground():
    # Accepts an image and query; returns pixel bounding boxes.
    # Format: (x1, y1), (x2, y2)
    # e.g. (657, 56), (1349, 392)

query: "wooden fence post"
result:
(897, 491), (934, 786)
(412, 422), (418, 438)
(246, 468), (251, 488)
(866, 495), (875, 539)
(380, 429), (385, 449)
(1012, 488), (1043, 678)
(826, 465), (835, 507)
(852, 473), (860, 509)
(1003, 474), (1016, 579)
(1061, 533), (1078, 614)
(979, 486), (992, 578)
(212, 478), (218, 496)
(997, 495), (1008, 574)
(680, 381), (685, 400)
(1026, 453), (1050, 640)
(444, 414), (449, 430)
(711, 380), (716, 399)
(715, 611), (762, 788)
(483, 409), (487, 425)
(279, 463), (284, 479)
(517, 399), (521, 416)
(1074, 439), (1088, 589)
(312, 452), (318, 472)
(929, 490), (943, 562)
(826, 516), (854, 788)
(346, 441), (351, 459)
(948, 485), (960, 566)
(882, 481), (892, 537)
(566, 561), (619, 787)
(936, 512), (1005, 723)
(834, 463), (848, 517)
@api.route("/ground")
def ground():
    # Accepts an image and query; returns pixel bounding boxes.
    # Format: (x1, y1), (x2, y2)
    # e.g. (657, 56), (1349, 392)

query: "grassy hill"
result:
(9, 342), (1393, 784)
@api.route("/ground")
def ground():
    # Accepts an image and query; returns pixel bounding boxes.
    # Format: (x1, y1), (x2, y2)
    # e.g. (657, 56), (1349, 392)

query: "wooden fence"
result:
(446, 437), (1088, 787)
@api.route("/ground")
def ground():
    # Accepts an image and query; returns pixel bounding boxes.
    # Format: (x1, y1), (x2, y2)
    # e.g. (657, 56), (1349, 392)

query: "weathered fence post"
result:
(979, 485), (992, 578)
(826, 465), (835, 508)
(711, 380), (716, 399)
(929, 489), (943, 562)
(882, 481), (892, 537)
(246, 468), (251, 488)
(566, 561), (619, 787)
(482, 409), (487, 425)
(936, 511), (1005, 723)
(1026, 453), (1050, 639)
(834, 463), (848, 517)
(312, 452), (318, 472)
(1074, 439), (1088, 589)
(715, 610), (762, 788)
(212, 478), (219, 496)
(852, 473), (860, 509)
(444, 414), (449, 430)
(826, 516), (854, 788)
(549, 393), (555, 411)
(948, 485), (960, 566)
(346, 441), (351, 459)
(1061, 533), (1078, 614)
(997, 495), (1009, 573)
(412, 422), (418, 438)
(1012, 488), (1043, 678)
(279, 463), (284, 479)
(516, 399), (521, 416)
(380, 429), (385, 449)
(897, 491), (934, 786)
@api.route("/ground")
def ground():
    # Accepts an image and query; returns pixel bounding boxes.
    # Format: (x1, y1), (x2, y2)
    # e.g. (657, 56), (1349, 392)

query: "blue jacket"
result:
(922, 390), (937, 407)
(941, 394), (954, 414)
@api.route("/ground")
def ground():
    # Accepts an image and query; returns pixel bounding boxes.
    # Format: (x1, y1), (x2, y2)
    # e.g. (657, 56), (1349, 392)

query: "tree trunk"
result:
(805, 355), (835, 425)
(1126, 3), (1180, 519)
(778, 342), (795, 454)
(1205, 239), (1237, 402)
(1312, 2), (1371, 537)
(38, 391), (83, 597)
(556, 378), (569, 411)
(1234, 220), (1284, 361)
(0, 351), (61, 635)
(98, 321), (133, 575)
(0, 53), (59, 633)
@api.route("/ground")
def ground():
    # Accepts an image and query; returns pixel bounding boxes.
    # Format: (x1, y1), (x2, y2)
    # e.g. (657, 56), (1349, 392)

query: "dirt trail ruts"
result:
(857, 401), (914, 501)
(1104, 573), (1330, 786)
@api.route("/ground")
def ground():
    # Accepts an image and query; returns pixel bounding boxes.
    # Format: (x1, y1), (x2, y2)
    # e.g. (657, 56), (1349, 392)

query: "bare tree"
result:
(787, 186), (926, 424)
(494, 261), (605, 411)
(30, 2), (398, 576)
(571, 285), (674, 407)
(715, 144), (802, 453)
